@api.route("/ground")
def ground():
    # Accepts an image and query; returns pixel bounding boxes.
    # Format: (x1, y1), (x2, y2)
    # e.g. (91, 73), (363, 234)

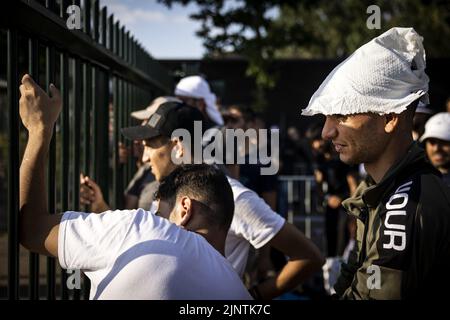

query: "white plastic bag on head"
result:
(301, 27), (429, 116)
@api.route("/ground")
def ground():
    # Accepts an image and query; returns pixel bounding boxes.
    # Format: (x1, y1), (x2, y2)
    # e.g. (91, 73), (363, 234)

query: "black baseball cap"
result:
(121, 101), (205, 141)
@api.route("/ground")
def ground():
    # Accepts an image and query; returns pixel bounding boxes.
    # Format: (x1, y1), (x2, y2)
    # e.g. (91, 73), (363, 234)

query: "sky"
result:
(104, 0), (205, 59)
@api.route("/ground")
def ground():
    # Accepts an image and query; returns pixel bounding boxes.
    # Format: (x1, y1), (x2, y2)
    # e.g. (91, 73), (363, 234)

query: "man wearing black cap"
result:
(81, 93), (324, 300)
(116, 97), (325, 300)
(17, 75), (252, 299)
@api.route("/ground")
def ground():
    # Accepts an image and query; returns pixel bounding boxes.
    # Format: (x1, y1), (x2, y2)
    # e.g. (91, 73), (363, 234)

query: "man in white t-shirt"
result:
(118, 99), (325, 300)
(83, 101), (324, 299)
(18, 75), (251, 300)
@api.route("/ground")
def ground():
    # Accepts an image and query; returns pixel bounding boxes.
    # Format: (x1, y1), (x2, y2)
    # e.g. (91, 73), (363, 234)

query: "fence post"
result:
(46, 44), (57, 301)
(60, 51), (70, 300)
(72, 57), (82, 300)
(7, 28), (20, 301)
(28, 37), (40, 300)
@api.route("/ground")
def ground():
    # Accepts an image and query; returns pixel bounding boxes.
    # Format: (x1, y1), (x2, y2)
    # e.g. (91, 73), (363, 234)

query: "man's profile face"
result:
(321, 113), (388, 165)
(142, 136), (177, 181)
(425, 138), (450, 171)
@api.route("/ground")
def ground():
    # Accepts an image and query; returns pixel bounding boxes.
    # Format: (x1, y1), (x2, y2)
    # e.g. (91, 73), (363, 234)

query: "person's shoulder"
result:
(227, 176), (252, 196)
(390, 170), (450, 226)
(126, 208), (176, 231)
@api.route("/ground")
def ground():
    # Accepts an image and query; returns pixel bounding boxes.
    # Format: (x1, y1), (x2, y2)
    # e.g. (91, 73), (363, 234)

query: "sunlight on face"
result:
(321, 113), (387, 165)
(142, 136), (177, 181)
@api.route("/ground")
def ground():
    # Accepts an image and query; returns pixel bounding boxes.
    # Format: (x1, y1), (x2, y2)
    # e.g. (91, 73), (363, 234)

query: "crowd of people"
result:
(17, 27), (450, 300)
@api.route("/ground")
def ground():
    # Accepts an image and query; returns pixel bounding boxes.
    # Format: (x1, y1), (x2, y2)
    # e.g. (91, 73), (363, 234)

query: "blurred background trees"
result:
(158, 0), (450, 110)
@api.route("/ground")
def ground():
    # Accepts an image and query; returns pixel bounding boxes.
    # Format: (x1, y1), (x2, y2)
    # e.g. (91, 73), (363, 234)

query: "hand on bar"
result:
(19, 74), (61, 135)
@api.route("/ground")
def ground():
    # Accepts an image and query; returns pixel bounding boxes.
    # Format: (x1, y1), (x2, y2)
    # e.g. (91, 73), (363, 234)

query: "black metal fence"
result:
(0, 0), (171, 299)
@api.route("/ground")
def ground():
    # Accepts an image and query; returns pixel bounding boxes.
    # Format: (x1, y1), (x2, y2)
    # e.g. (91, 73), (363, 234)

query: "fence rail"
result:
(0, 0), (171, 300)
(278, 175), (325, 252)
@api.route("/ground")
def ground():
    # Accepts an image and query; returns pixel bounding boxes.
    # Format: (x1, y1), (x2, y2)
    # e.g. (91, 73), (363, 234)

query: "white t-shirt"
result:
(58, 208), (252, 300)
(225, 177), (286, 277)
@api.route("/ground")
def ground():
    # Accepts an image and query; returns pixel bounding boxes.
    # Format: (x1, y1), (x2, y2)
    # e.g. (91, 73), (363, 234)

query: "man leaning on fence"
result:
(17, 74), (252, 300)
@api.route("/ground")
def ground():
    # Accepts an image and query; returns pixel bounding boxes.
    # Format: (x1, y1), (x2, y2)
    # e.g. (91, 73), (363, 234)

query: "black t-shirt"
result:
(125, 164), (156, 210)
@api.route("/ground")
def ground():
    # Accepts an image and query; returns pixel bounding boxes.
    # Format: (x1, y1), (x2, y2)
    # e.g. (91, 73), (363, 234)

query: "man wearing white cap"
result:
(420, 112), (450, 186)
(175, 75), (224, 127)
(302, 27), (450, 299)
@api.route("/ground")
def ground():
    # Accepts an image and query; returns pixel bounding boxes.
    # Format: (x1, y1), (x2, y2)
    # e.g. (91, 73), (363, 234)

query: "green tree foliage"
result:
(158, 0), (450, 109)
(274, 0), (450, 59)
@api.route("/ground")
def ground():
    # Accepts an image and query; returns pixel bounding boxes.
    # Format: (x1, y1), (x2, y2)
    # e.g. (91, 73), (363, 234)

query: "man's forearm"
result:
(257, 259), (320, 299)
(19, 129), (52, 245)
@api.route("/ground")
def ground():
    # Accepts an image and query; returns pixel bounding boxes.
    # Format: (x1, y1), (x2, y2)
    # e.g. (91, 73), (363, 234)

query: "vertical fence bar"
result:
(125, 31), (130, 64)
(60, 0), (71, 301)
(83, 0), (91, 38)
(121, 80), (127, 189)
(46, 0), (58, 304)
(130, 37), (134, 67)
(95, 70), (109, 202)
(101, 7), (107, 47)
(125, 82), (131, 182)
(117, 78), (124, 208)
(120, 27), (125, 60)
(82, 61), (92, 300)
(45, 44), (56, 301)
(123, 31), (130, 181)
(112, 76), (119, 209)
(305, 179), (312, 238)
(287, 180), (294, 224)
(7, 28), (20, 301)
(115, 22), (120, 58)
(82, 62), (91, 180)
(92, 66), (98, 192)
(60, 52), (70, 300)
(28, 38), (40, 300)
(46, 0), (57, 13)
(93, 0), (100, 43)
(72, 58), (82, 300)
(108, 14), (114, 52)
(131, 84), (136, 181)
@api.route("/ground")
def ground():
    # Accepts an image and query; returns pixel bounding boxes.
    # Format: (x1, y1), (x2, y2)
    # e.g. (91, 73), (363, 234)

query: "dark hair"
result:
(155, 164), (235, 231)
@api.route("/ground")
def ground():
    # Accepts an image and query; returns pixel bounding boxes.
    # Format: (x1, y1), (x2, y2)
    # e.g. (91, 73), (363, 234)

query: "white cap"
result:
(302, 27), (429, 116)
(174, 75), (224, 125)
(420, 112), (450, 142)
(130, 96), (181, 120)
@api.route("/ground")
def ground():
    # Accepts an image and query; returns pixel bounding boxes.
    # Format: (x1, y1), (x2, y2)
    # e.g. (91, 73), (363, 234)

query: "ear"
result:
(172, 138), (185, 159)
(178, 196), (193, 227)
(384, 113), (399, 133)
